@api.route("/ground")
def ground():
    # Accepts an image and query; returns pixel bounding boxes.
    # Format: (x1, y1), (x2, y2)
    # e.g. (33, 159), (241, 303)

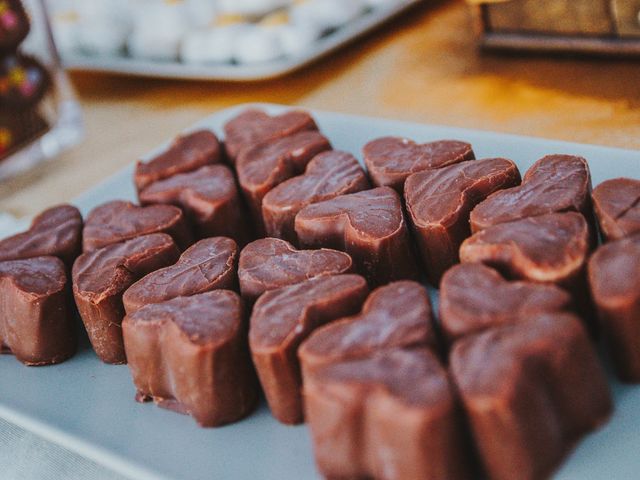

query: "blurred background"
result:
(1, 0), (639, 220)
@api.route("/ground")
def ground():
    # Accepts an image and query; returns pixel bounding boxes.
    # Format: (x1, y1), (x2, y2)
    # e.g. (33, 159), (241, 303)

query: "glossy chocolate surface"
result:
(123, 290), (258, 427)
(83, 200), (193, 252)
(589, 234), (640, 382)
(139, 164), (250, 244)
(405, 158), (520, 284)
(451, 313), (611, 480)
(249, 274), (369, 424)
(73, 233), (180, 364)
(123, 237), (238, 315)
(262, 151), (370, 244)
(0, 204), (82, 268)
(134, 130), (221, 192)
(592, 177), (640, 242)
(295, 187), (419, 285)
(363, 136), (475, 192)
(238, 237), (352, 304)
(223, 108), (318, 162)
(440, 263), (572, 342)
(470, 154), (592, 233)
(0, 256), (75, 365)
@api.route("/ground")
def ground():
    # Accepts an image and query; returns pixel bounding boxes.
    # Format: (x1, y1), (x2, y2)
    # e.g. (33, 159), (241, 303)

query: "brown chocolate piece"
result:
(72, 234), (180, 364)
(451, 313), (612, 480)
(0, 0), (29, 52)
(223, 108), (318, 162)
(83, 200), (193, 253)
(0, 110), (48, 161)
(0, 256), (75, 365)
(123, 290), (258, 427)
(0, 204), (82, 268)
(470, 154), (593, 233)
(405, 158), (521, 284)
(592, 177), (640, 242)
(236, 131), (331, 233)
(440, 263), (572, 343)
(363, 136), (475, 192)
(139, 165), (250, 245)
(460, 212), (590, 288)
(249, 274), (369, 424)
(295, 187), (419, 286)
(262, 151), (370, 244)
(123, 237), (238, 315)
(134, 130), (221, 192)
(588, 234), (640, 382)
(299, 281), (437, 374)
(0, 54), (50, 111)
(304, 348), (474, 480)
(238, 237), (352, 305)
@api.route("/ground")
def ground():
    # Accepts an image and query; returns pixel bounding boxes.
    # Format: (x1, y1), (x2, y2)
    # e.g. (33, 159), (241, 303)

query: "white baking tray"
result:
(1, 104), (639, 480)
(61, 1), (421, 81)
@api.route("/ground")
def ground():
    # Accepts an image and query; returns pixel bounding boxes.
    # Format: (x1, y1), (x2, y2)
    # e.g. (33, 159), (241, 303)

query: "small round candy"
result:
(0, 0), (29, 53)
(180, 25), (246, 64)
(0, 53), (51, 111)
(233, 25), (284, 64)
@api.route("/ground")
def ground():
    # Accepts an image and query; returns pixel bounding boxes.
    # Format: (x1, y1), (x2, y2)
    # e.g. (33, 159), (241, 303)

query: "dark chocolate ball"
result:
(0, 0), (30, 52)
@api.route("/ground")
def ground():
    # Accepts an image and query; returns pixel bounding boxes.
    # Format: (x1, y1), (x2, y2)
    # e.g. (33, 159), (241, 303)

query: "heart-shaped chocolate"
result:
(295, 187), (419, 286)
(0, 204), (82, 268)
(262, 150), (370, 244)
(83, 200), (193, 252)
(363, 136), (474, 192)
(224, 108), (318, 162)
(592, 177), (640, 242)
(123, 237), (238, 315)
(238, 237), (352, 304)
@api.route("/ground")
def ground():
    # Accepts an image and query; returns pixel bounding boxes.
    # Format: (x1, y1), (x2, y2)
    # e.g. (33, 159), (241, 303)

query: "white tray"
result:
(1, 104), (639, 480)
(61, 1), (421, 81)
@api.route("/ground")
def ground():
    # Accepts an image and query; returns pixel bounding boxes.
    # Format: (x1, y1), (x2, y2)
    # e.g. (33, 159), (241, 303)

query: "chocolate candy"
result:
(0, 256), (75, 365)
(363, 136), (475, 192)
(123, 237), (238, 315)
(0, 0), (29, 53)
(83, 200), (193, 253)
(134, 130), (222, 192)
(0, 109), (48, 160)
(72, 234), (180, 364)
(249, 274), (369, 424)
(262, 151), (370, 244)
(238, 237), (352, 305)
(451, 313), (612, 480)
(139, 165), (250, 245)
(470, 154), (593, 233)
(440, 263), (572, 343)
(588, 234), (640, 382)
(460, 212), (590, 288)
(236, 130), (331, 232)
(592, 177), (640, 242)
(295, 187), (419, 286)
(299, 281), (437, 374)
(123, 290), (258, 427)
(405, 158), (520, 284)
(0, 204), (82, 268)
(224, 108), (318, 162)
(304, 348), (474, 480)
(0, 54), (51, 111)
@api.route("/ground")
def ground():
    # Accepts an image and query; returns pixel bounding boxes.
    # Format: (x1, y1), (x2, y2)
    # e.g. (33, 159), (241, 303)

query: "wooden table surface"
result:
(1, 0), (639, 217)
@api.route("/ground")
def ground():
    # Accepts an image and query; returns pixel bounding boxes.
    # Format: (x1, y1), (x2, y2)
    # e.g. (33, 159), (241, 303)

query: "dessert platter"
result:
(48, 0), (422, 81)
(0, 103), (639, 480)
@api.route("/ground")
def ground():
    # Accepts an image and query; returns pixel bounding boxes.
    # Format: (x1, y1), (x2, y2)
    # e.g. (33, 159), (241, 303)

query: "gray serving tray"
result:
(1, 104), (639, 480)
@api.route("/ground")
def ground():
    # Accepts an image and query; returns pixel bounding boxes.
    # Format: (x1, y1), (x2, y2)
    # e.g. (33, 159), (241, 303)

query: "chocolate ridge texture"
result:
(83, 200), (193, 252)
(123, 237), (238, 315)
(73, 233), (181, 364)
(123, 290), (258, 427)
(295, 186), (419, 286)
(134, 130), (221, 192)
(592, 177), (640, 242)
(0, 256), (75, 365)
(249, 274), (369, 424)
(363, 136), (475, 192)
